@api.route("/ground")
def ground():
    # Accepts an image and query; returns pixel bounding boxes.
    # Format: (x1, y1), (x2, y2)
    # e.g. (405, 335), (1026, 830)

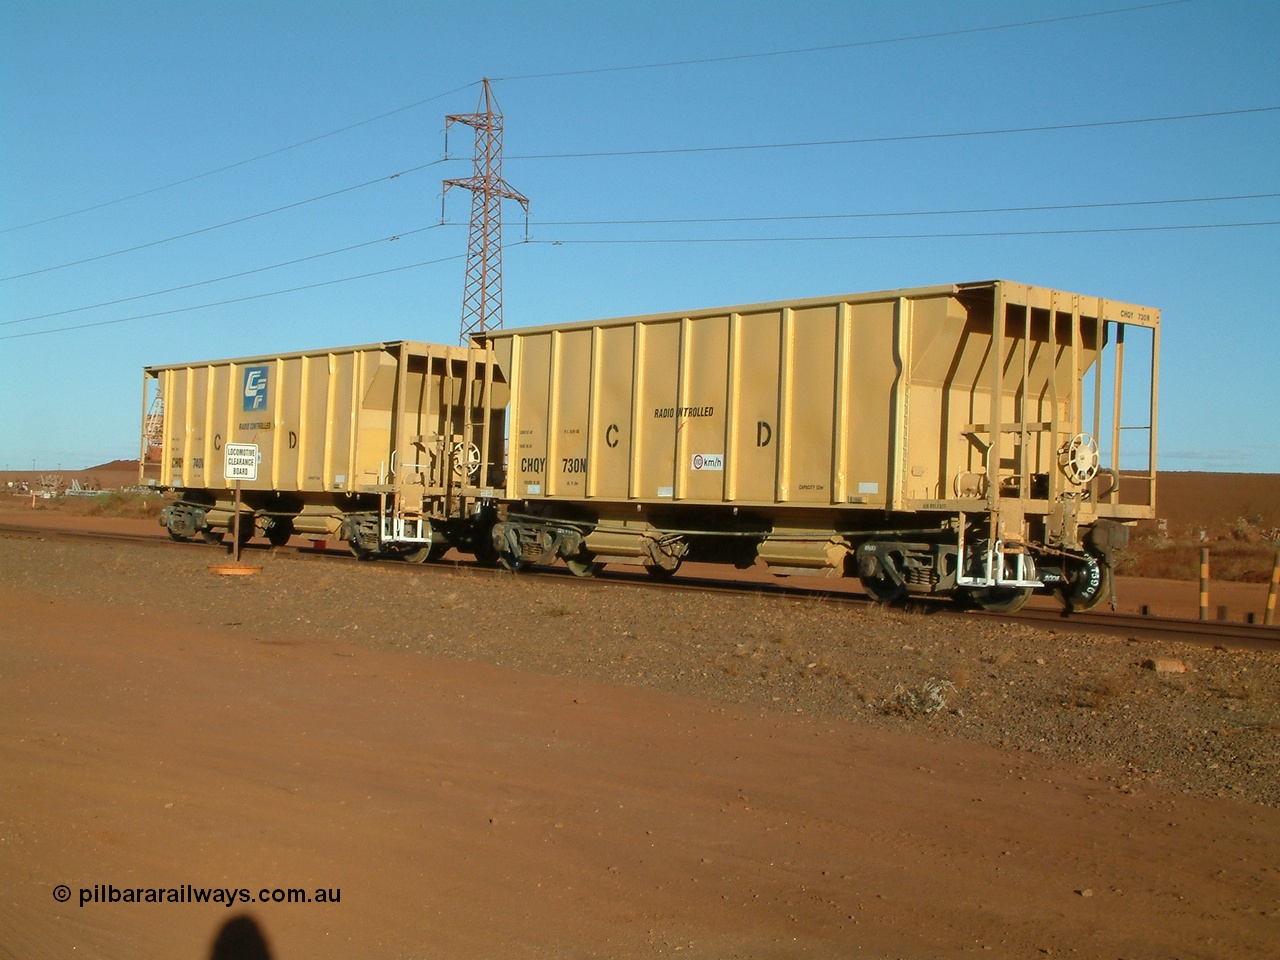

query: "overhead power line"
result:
(10, 218), (1274, 343)
(8, 189), (1262, 328)
(528, 221), (1280, 245)
(2, 83), (479, 234)
(7, 190), (1272, 329)
(1, 1), (1190, 235)
(9, 189), (1267, 330)
(493, 1), (1190, 81)
(1, 226), (442, 328)
(0, 254), (464, 342)
(8, 107), (1269, 286)
(0, 161), (445, 284)
(510, 107), (1280, 161)
(535, 192), (1280, 227)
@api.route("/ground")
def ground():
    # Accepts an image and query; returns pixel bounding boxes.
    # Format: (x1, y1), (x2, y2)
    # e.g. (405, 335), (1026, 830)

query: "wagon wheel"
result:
(645, 559), (681, 579)
(401, 543), (447, 564)
(232, 512), (255, 547)
(960, 585), (1033, 613)
(860, 575), (908, 605)
(266, 518), (295, 547)
(165, 510), (196, 542)
(1056, 555), (1111, 613)
(471, 529), (501, 567)
(498, 551), (527, 573)
(643, 536), (685, 579)
(201, 529), (226, 546)
(565, 554), (604, 578)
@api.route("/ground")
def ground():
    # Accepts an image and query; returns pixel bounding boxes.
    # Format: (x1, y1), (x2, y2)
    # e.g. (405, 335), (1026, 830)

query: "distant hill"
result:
(83, 459), (141, 473)
(1154, 472), (1280, 534)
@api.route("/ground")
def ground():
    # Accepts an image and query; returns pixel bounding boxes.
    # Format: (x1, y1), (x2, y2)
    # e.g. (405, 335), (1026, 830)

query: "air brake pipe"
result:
(505, 513), (950, 540)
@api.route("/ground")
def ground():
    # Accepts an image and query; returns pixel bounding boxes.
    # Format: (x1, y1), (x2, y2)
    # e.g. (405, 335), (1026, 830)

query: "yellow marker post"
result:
(1266, 552), (1279, 627)
(1199, 547), (1210, 621)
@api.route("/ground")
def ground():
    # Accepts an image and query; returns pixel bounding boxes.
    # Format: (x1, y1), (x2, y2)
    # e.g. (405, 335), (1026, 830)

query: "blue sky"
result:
(2, 0), (1277, 473)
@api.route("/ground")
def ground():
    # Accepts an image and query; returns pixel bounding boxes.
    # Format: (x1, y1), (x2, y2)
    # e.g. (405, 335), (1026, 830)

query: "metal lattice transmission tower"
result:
(443, 78), (529, 344)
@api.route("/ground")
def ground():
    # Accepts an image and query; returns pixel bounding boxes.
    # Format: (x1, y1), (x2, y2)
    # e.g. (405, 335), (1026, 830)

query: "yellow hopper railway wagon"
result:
(479, 280), (1159, 612)
(142, 340), (508, 561)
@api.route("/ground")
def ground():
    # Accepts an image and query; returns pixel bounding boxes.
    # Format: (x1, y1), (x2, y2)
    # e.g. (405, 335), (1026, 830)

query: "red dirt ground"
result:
(2, 472), (1278, 958)
(3, 504), (1280, 959)
(3, 582), (1278, 960)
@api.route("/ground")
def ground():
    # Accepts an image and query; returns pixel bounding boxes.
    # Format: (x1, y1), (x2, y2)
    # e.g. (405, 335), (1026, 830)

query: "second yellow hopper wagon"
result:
(142, 340), (508, 561)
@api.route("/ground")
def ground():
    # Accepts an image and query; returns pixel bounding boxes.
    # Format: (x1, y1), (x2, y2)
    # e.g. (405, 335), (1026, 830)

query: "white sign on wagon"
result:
(691, 453), (724, 472)
(224, 443), (260, 481)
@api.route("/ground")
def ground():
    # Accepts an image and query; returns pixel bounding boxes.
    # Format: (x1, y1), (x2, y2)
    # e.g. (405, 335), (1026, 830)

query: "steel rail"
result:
(3, 521), (1276, 651)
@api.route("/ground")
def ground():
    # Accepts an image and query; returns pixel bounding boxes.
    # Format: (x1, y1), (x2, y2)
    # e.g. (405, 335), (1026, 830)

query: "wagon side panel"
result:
(509, 333), (552, 499)
(587, 325), (636, 501)
(779, 304), (838, 505)
(726, 310), (783, 504)
(837, 298), (898, 509)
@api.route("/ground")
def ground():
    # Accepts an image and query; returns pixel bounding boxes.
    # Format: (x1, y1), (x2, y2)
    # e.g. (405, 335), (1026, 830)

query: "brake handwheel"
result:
(1059, 433), (1099, 484)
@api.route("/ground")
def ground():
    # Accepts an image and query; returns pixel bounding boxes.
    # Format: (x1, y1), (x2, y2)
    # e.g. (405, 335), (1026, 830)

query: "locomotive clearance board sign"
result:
(224, 443), (259, 482)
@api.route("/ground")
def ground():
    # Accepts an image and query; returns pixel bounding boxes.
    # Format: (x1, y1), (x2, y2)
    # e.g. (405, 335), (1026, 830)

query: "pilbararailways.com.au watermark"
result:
(52, 884), (341, 908)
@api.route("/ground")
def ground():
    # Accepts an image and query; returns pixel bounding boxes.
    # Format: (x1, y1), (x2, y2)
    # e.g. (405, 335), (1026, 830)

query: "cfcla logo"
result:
(242, 366), (268, 412)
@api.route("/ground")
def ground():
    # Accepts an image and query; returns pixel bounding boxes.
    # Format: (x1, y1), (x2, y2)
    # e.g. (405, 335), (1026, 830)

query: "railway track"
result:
(3, 520), (1277, 651)
(593, 566), (1280, 653)
(988, 604), (1280, 652)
